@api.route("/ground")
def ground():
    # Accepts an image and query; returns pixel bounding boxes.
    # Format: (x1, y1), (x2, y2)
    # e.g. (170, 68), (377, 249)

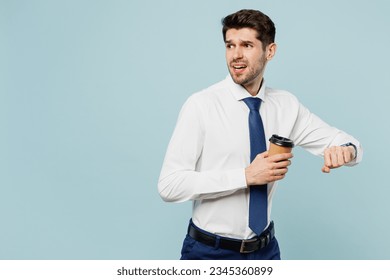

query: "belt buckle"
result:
(265, 233), (270, 246)
(261, 234), (268, 248)
(239, 238), (258, 253)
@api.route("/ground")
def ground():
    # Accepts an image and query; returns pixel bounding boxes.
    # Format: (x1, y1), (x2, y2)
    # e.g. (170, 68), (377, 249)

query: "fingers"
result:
(255, 152), (292, 161)
(268, 154), (291, 181)
(322, 146), (354, 173)
(266, 152), (293, 162)
(322, 165), (330, 173)
(268, 158), (291, 181)
(256, 167), (288, 184)
(246, 152), (293, 185)
(343, 146), (355, 162)
(272, 167), (289, 179)
(273, 159), (292, 169)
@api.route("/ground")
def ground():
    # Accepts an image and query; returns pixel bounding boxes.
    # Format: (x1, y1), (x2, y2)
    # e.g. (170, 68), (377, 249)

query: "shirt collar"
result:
(225, 75), (266, 101)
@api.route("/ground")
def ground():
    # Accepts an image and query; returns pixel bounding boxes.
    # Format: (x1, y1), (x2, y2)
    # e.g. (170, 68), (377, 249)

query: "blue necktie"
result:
(243, 97), (267, 236)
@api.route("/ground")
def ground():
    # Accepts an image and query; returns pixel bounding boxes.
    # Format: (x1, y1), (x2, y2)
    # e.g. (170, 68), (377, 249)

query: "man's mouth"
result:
(231, 63), (247, 73)
(231, 63), (247, 75)
(232, 64), (247, 69)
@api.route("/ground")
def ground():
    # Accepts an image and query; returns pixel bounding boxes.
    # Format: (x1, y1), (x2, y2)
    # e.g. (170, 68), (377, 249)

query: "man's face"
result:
(225, 28), (268, 89)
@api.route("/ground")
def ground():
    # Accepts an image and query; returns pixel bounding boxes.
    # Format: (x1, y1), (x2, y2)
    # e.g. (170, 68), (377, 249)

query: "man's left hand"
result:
(322, 146), (356, 173)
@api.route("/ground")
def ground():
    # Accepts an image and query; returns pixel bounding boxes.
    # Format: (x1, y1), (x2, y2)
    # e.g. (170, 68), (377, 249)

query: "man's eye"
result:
(226, 44), (234, 49)
(245, 44), (252, 48)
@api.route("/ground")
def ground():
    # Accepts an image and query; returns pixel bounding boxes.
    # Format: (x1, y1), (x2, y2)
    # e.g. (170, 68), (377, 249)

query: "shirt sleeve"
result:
(290, 100), (363, 165)
(158, 95), (247, 203)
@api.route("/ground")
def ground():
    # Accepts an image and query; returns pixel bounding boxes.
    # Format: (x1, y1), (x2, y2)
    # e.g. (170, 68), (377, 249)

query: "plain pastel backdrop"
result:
(1, 0), (389, 259)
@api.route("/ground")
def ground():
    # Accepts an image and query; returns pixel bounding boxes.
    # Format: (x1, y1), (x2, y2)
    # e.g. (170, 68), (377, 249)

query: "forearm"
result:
(158, 167), (247, 202)
(291, 104), (363, 165)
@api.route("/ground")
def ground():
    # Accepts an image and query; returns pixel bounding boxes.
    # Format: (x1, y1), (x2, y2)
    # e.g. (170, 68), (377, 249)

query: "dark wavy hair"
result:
(222, 9), (276, 50)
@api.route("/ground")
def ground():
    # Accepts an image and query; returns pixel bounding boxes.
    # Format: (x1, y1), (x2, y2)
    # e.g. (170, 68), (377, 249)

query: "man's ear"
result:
(266, 43), (277, 61)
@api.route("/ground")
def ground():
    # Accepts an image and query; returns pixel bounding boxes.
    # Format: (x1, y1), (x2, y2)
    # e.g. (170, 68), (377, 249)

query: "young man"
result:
(158, 9), (362, 260)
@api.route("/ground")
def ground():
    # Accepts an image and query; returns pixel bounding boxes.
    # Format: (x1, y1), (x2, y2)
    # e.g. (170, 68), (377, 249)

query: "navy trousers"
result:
(180, 222), (281, 260)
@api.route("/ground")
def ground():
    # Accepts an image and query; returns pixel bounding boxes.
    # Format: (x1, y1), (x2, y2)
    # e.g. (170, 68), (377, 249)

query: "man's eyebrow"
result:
(224, 39), (255, 44)
(240, 40), (255, 45)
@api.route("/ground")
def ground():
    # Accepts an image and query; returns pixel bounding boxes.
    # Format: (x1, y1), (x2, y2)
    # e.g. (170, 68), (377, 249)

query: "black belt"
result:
(188, 221), (275, 254)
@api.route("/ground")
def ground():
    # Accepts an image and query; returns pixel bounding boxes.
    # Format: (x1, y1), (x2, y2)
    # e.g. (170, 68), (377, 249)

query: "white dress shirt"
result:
(158, 75), (362, 239)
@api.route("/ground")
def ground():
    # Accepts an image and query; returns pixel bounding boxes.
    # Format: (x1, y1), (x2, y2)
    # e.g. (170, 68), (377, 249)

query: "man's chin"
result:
(229, 72), (245, 85)
(231, 75), (246, 86)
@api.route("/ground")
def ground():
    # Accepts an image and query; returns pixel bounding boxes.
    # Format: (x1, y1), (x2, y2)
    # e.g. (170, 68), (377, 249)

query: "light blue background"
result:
(1, 0), (389, 259)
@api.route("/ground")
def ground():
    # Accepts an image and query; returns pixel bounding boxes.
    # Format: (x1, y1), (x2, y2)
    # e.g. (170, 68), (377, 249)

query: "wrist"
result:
(244, 167), (254, 187)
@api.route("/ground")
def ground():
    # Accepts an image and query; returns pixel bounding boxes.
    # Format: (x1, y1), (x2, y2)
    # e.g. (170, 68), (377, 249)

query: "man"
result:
(158, 9), (362, 260)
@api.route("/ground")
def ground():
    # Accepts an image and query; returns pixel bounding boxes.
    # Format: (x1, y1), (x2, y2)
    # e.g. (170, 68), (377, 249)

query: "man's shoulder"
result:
(187, 78), (229, 102)
(265, 87), (299, 103)
(178, 78), (228, 120)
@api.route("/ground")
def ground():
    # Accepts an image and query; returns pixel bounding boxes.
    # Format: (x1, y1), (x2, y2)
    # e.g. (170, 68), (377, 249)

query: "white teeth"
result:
(233, 65), (246, 69)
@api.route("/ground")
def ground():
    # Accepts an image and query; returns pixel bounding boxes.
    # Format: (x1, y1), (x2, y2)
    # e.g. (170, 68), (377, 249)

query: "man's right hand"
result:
(245, 151), (293, 186)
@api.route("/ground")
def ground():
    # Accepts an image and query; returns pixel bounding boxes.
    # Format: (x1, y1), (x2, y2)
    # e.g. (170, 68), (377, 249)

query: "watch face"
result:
(342, 142), (352, 147)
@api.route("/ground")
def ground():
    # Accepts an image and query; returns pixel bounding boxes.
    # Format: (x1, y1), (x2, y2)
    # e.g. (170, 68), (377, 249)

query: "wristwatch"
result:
(341, 142), (357, 159)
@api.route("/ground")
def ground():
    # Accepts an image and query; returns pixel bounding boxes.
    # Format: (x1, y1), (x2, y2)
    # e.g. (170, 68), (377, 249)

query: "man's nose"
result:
(233, 47), (243, 59)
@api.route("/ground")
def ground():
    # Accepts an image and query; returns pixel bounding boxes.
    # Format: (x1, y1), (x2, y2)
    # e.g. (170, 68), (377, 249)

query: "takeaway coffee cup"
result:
(268, 134), (294, 156)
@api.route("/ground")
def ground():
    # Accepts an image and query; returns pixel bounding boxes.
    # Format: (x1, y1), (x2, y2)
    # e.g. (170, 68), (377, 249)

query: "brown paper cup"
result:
(268, 134), (294, 156)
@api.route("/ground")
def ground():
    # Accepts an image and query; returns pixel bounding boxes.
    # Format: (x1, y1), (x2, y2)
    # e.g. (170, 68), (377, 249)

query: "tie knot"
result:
(243, 97), (261, 111)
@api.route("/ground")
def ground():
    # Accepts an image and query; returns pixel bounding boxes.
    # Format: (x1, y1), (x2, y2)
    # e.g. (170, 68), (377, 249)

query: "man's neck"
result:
(243, 77), (264, 96)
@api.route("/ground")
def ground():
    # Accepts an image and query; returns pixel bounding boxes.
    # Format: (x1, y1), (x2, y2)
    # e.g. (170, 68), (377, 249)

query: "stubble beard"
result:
(228, 55), (267, 87)
(229, 65), (262, 86)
